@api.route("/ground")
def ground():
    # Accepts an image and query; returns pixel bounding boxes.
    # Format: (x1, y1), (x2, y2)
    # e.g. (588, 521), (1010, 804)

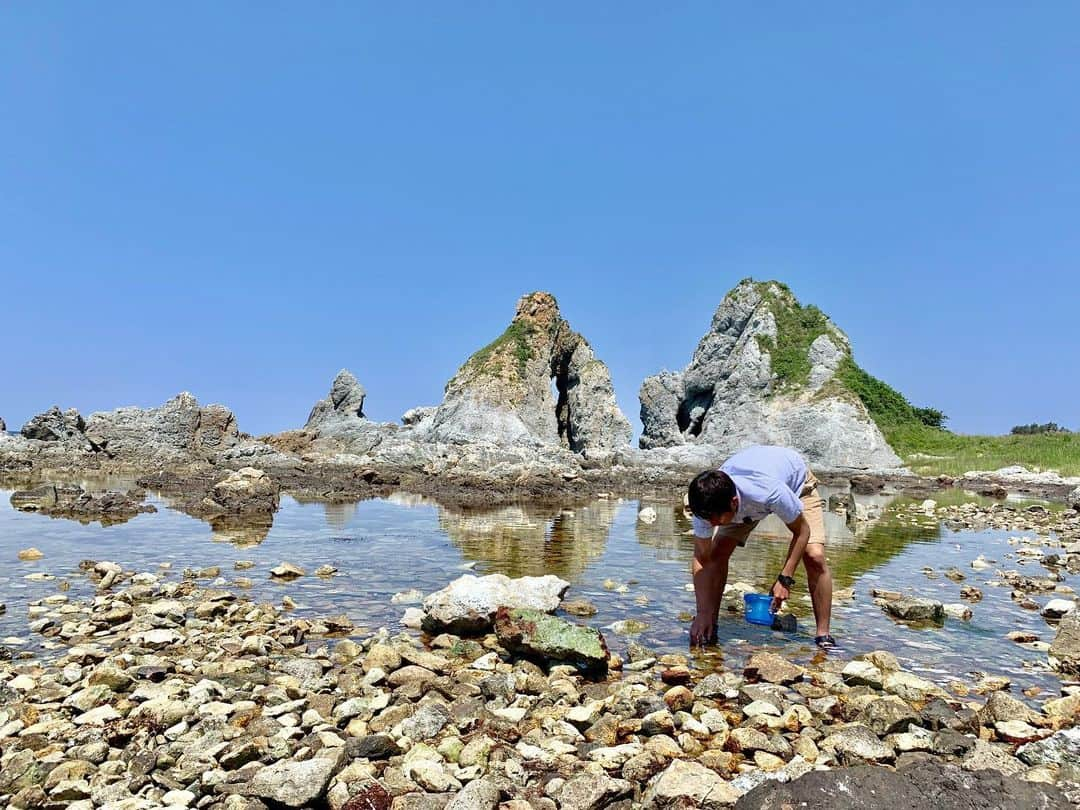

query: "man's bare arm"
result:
(770, 513), (811, 610)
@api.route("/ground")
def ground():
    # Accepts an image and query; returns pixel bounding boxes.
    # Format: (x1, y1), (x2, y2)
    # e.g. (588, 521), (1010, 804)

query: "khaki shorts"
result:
(714, 470), (826, 548)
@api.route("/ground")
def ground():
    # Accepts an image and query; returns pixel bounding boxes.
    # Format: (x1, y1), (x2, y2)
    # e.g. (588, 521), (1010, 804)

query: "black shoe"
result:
(815, 634), (841, 652)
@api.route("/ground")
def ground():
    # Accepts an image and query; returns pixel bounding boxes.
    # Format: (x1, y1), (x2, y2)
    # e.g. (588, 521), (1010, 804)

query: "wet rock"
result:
(270, 562), (305, 580)
(643, 759), (740, 808)
(734, 758), (1065, 809)
(1041, 598), (1075, 619)
(17, 547), (44, 561)
(493, 607), (608, 675)
(879, 596), (945, 623)
(943, 603), (972, 621)
(196, 467), (281, 517)
(561, 599), (598, 617)
(421, 573), (569, 635)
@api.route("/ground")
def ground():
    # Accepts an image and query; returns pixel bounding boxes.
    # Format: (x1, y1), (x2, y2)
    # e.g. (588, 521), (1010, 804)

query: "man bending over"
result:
(686, 445), (837, 650)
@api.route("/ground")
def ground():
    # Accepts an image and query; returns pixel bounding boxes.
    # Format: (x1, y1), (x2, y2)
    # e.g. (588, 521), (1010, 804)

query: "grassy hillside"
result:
(745, 279), (1080, 477)
(886, 424), (1080, 477)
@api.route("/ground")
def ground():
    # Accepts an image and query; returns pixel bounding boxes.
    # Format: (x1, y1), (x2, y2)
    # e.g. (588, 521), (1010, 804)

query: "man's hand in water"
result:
(690, 614), (717, 646)
(770, 580), (790, 613)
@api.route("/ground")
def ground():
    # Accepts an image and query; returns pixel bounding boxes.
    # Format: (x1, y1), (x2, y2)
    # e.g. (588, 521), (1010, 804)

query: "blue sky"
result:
(2, 4), (1077, 437)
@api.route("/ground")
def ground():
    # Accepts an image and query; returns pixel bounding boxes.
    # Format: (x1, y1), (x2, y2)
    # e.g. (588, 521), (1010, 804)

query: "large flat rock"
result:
(421, 573), (570, 635)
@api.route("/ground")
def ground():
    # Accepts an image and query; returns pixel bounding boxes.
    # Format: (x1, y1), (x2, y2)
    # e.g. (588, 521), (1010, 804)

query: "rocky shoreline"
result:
(1, 555), (1077, 809)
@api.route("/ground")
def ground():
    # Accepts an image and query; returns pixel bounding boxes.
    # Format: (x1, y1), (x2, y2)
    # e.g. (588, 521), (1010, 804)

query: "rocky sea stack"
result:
(639, 279), (903, 469)
(428, 292), (632, 456)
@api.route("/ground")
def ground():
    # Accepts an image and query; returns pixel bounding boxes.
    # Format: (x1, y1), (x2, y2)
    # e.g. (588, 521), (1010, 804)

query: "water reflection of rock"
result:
(208, 516), (273, 547)
(323, 501), (358, 531)
(438, 498), (624, 580)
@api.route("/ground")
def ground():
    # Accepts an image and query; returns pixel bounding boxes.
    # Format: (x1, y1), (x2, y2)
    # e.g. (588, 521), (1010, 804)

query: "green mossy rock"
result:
(494, 606), (609, 676)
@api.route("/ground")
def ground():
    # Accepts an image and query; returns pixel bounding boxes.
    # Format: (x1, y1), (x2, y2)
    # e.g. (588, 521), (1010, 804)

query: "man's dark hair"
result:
(687, 470), (737, 519)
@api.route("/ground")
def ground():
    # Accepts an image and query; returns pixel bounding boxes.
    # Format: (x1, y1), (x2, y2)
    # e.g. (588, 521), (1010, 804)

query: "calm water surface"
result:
(0, 482), (1072, 702)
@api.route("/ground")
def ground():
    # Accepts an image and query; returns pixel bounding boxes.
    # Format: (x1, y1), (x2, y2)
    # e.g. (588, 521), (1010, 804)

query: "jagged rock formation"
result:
(0, 416), (6, 432)
(7, 393), (240, 466)
(84, 393), (239, 462)
(639, 279), (903, 469)
(428, 292), (631, 455)
(305, 370), (366, 428)
(20, 407), (89, 446)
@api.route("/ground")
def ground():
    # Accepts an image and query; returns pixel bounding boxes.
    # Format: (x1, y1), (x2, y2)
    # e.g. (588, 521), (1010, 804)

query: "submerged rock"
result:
(493, 607), (609, 675)
(421, 573), (570, 635)
(637, 279), (903, 469)
(196, 467), (281, 517)
(879, 596), (945, 623)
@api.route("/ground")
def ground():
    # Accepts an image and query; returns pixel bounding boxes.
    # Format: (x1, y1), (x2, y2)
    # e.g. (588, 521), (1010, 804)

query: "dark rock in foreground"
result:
(735, 759), (1066, 809)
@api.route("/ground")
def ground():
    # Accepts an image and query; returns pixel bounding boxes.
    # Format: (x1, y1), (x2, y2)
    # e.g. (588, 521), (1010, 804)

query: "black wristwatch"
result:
(776, 573), (796, 588)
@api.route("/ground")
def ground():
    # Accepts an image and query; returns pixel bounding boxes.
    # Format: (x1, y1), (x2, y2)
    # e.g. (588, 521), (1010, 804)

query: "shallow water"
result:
(0, 483), (1072, 702)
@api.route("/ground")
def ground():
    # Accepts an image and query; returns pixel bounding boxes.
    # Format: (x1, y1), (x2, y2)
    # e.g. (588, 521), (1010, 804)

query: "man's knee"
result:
(803, 544), (827, 570)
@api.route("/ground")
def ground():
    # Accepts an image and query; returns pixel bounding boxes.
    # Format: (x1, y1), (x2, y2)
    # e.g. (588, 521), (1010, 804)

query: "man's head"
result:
(687, 470), (739, 525)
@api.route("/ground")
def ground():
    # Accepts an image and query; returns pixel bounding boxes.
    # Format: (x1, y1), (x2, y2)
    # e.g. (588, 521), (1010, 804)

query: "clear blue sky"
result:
(2, 4), (1077, 437)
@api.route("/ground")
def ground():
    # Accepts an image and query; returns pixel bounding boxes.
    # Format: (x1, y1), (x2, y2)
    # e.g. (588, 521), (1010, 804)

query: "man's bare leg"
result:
(803, 543), (832, 637)
(690, 536), (739, 644)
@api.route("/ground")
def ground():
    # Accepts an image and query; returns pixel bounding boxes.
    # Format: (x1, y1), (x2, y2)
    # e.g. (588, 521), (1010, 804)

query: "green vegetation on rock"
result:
(754, 282), (833, 388)
(463, 321), (536, 380)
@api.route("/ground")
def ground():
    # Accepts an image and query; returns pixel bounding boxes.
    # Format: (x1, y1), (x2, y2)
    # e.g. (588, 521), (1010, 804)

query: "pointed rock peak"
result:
(514, 291), (562, 329)
(437, 292), (631, 454)
(306, 369), (366, 428)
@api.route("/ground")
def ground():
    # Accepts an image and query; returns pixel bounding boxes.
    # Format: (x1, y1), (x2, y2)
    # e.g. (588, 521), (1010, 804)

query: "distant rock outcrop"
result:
(639, 280), (902, 469)
(305, 370), (366, 429)
(84, 393), (239, 462)
(21, 406), (89, 446)
(428, 292), (631, 455)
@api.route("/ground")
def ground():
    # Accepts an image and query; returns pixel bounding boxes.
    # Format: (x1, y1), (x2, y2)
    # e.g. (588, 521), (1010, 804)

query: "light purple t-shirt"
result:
(691, 446), (808, 538)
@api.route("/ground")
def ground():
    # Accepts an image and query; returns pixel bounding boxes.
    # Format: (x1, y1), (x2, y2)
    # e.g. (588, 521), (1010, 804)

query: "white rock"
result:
(1042, 598), (1076, 619)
